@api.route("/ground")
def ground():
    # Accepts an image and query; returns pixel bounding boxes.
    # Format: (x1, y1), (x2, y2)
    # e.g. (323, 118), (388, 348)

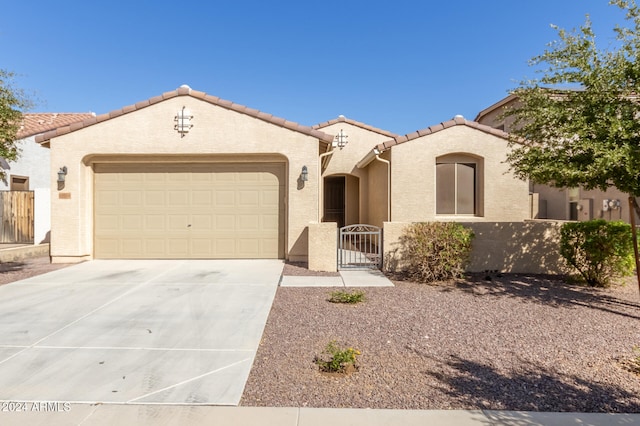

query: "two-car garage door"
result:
(94, 163), (285, 259)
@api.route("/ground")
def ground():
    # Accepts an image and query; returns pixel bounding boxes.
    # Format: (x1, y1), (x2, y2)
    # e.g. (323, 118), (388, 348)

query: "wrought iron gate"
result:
(338, 224), (382, 270)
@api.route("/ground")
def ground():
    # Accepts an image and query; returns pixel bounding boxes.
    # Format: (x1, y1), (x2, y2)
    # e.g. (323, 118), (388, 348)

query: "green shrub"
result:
(328, 289), (365, 304)
(560, 219), (635, 287)
(314, 340), (361, 373)
(400, 222), (474, 283)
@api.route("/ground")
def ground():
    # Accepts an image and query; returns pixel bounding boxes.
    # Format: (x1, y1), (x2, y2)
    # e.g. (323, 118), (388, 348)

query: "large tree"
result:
(504, 0), (640, 287)
(0, 70), (33, 171)
(506, 0), (640, 196)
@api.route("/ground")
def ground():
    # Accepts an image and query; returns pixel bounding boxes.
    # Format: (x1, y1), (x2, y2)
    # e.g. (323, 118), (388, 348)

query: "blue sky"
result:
(0, 1), (630, 135)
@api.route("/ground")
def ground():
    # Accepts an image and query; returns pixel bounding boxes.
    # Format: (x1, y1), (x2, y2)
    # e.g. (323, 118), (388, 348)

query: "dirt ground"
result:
(0, 255), (72, 286)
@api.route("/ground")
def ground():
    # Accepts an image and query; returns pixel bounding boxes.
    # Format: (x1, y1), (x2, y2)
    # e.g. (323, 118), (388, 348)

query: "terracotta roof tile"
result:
(405, 131), (419, 140)
(162, 91), (178, 100)
(376, 116), (510, 152)
(313, 116), (398, 138)
(17, 113), (95, 139)
(35, 86), (335, 145)
(474, 93), (519, 122)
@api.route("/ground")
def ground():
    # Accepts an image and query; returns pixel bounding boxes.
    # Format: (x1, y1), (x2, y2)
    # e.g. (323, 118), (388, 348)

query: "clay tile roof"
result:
(35, 86), (334, 145)
(375, 116), (509, 152)
(474, 93), (519, 122)
(313, 115), (398, 138)
(17, 113), (96, 139)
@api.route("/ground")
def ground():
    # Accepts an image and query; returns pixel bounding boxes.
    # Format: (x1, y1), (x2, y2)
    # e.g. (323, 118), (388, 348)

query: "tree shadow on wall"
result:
(384, 221), (570, 277)
(463, 221), (571, 275)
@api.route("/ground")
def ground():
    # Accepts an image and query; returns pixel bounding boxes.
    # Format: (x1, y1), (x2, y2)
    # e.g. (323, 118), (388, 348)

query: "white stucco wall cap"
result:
(35, 86), (335, 147)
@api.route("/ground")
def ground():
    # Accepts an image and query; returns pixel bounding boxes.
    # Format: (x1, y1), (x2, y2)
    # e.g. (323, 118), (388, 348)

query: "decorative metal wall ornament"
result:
(334, 129), (348, 149)
(174, 106), (193, 137)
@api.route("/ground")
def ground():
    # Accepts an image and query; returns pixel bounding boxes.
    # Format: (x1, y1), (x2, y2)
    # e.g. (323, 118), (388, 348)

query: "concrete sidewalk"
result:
(280, 269), (394, 287)
(1, 404), (639, 425)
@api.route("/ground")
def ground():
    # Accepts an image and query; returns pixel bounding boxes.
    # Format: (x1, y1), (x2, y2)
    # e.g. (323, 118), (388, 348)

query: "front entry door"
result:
(323, 176), (345, 228)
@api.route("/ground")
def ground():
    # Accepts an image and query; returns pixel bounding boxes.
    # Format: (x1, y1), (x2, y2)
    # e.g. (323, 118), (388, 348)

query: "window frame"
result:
(435, 154), (482, 216)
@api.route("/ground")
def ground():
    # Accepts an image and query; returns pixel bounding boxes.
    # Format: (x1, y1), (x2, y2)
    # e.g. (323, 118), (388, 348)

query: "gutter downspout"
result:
(357, 148), (391, 222)
(374, 153), (391, 222)
(318, 148), (335, 221)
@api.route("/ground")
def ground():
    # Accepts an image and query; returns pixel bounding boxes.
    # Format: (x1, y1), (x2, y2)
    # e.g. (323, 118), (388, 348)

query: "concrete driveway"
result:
(0, 259), (283, 405)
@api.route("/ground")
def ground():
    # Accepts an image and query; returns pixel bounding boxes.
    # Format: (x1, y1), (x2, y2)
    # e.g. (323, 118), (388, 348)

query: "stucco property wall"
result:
(390, 126), (530, 222)
(48, 95), (324, 262)
(382, 220), (570, 275)
(308, 221), (337, 272)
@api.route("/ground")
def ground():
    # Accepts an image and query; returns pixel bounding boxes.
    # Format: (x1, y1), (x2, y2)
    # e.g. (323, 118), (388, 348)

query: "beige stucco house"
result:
(37, 86), (535, 266)
(476, 94), (635, 223)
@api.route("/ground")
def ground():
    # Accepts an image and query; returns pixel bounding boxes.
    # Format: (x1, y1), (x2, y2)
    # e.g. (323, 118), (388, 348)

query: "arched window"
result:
(436, 154), (482, 215)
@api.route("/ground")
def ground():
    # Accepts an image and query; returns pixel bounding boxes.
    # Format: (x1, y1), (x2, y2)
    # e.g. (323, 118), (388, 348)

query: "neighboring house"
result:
(2, 113), (94, 244)
(475, 95), (634, 223)
(36, 86), (534, 264)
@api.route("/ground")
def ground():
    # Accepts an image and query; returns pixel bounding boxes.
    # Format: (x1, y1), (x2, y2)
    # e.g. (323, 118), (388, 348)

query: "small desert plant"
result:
(560, 219), (634, 287)
(621, 346), (640, 376)
(328, 289), (365, 304)
(400, 222), (474, 283)
(314, 340), (361, 373)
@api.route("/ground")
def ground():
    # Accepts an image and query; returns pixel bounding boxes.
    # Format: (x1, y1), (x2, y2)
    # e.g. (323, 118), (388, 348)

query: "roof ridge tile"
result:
(313, 116), (398, 138)
(35, 87), (335, 145)
(375, 117), (510, 152)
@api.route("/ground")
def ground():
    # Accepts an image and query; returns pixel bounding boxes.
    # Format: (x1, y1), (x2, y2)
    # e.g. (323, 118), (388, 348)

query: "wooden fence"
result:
(0, 191), (34, 244)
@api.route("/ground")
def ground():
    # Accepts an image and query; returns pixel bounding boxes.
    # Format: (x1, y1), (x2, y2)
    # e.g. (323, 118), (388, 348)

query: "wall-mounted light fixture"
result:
(301, 165), (308, 182)
(174, 106), (193, 137)
(57, 166), (67, 190)
(333, 129), (349, 149)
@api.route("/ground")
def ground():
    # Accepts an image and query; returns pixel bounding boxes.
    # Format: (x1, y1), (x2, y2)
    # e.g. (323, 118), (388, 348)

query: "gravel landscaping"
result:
(241, 274), (640, 412)
(0, 255), (71, 286)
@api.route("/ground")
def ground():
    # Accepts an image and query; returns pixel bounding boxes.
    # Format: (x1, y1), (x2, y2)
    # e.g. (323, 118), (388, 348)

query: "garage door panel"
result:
(95, 215), (119, 233)
(168, 191), (189, 207)
(168, 215), (189, 231)
(95, 163), (284, 259)
(144, 239), (166, 256)
(144, 215), (165, 230)
(238, 191), (260, 206)
(238, 215), (260, 230)
(145, 191), (165, 206)
(167, 239), (189, 256)
(191, 215), (212, 230)
(122, 191), (142, 207)
(237, 239), (260, 256)
(215, 239), (236, 256)
(262, 214), (279, 231)
(121, 239), (144, 256)
(120, 174), (144, 184)
(96, 191), (119, 208)
(215, 215), (236, 231)
(192, 191), (212, 205)
(215, 191), (235, 207)
(122, 215), (143, 230)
